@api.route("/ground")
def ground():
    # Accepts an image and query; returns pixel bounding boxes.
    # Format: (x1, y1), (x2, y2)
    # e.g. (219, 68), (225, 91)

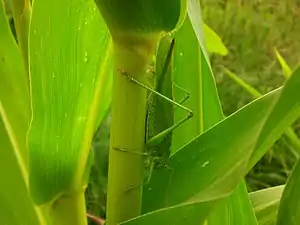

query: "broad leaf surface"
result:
(250, 185), (284, 225)
(277, 159), (300, 225)
(28, 0), (112, 205)
(0, 2), (47, 224)
(142, 2), (257, 225)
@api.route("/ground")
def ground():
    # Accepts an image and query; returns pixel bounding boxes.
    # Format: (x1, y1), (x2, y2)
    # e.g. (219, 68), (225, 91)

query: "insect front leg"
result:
(112, 147), (147, 156)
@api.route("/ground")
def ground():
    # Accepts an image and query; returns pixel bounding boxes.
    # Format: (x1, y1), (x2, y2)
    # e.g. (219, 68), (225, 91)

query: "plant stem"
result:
(51, 192), (88, 225)
(106, 35), (158, 225)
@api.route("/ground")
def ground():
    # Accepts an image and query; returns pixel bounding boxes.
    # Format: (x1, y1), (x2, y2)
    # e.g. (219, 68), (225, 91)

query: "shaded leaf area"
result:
(250, 185), (284, 225)
(28, 0), (112, 205)
(86, 112), (111, 220)
(0, 117), (46, 225)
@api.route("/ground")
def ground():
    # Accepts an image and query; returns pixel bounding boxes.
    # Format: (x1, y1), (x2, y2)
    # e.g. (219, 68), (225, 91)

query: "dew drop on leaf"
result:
(202, 161), (210, 168)
(84, 52), (88, 62)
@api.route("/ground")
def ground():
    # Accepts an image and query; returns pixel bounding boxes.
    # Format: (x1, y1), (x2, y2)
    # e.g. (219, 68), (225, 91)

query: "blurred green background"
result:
(201, 0), (300, 191)
(86, 0), (300, 222)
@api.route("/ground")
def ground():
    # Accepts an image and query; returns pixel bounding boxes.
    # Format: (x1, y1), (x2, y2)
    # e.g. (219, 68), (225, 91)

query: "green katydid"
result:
(115, 35), (193, 187)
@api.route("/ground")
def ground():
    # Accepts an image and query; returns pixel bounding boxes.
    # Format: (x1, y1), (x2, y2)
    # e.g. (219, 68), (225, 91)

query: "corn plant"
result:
(1, 0), (300, 225)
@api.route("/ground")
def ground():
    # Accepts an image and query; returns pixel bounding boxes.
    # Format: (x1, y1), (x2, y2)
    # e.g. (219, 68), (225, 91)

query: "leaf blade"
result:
(28, 0), (112, 204)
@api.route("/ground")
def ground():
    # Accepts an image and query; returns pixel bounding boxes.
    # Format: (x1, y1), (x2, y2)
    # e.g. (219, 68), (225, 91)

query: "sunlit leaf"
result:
(203, 22), (228, 56)
(250, 185), (284, 225)
(28, 0), (112, 205)
(274, 48), (292, 79)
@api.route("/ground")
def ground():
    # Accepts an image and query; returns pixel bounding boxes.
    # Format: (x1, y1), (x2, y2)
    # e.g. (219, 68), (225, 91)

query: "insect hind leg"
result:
(123, 159), (155, 194)
(173, 83), (190, 105)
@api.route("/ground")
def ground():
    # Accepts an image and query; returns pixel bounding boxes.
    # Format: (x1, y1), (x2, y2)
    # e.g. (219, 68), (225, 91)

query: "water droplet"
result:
(179, 52), (183, 56)
(33, 29), (36, 34)
(52, 72), (56, 79)
(148, 187), (152, 191)
(84, 20), (88, 25)
(64, 113), (68, 117)
(84, 52), (88, 62)
(202, 161), (210, 168)
(77, 116), (86, 122)
(92, 77), (95, 83)
(80, 83), (83, 87)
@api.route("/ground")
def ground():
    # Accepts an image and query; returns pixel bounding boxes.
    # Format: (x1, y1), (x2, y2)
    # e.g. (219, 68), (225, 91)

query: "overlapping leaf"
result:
(250, 185), (284, 225)
(28, 0), (112, 205)
(277, 159), (300, 225)
(142, 4), (256, 225)
(0, 1), (46, 224)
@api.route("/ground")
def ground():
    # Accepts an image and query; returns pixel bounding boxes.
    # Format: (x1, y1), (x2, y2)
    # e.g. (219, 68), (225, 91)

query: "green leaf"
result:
(203, 22), (228, 56)
(169, 68), (300, 205)
(274, 48), (292, 79)
(122, 200), (218, 225)
(222, 67), (300, 157)
(0, 0), (30, 166)
(250, 185), (284, 225)
(276, 159), (300, 225)
(171, 3), (223, 153)
(188, 2), (256, 224)
(207, 181), (257, 225)
(0, 1), (47, 223)
(0, 117), (48, 225)
(28, 0), (112, 205)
